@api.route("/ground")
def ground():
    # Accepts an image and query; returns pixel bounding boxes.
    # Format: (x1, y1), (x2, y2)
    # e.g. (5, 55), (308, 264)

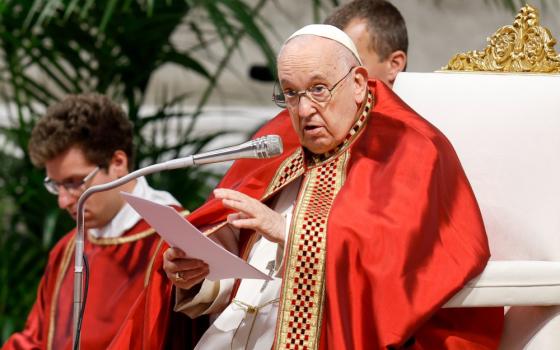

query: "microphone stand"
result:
(71, 135), (282, 350)
(72, 156), (194, 350)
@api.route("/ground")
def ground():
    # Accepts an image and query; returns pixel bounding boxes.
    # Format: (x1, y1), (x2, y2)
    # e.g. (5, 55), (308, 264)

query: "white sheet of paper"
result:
(121, 192), (271, 281)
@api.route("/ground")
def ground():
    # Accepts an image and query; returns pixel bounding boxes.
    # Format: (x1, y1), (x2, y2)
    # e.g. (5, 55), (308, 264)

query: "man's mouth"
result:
(304, 125), (322, 132)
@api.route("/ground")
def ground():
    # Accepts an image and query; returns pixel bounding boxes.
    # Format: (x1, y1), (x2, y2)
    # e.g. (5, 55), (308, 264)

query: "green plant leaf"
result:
(0, 0), (337, 342)
(162, 49), (210, 78)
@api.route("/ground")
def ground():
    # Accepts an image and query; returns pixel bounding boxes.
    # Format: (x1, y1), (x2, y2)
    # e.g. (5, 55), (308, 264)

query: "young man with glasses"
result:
(43, 166), (100, 197)
(2, 94), (206, 350)
(160, 25), (503, 349)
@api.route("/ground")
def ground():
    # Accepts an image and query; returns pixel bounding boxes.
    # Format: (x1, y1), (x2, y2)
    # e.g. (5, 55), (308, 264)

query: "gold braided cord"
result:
(230, 298), (280, 350)
(47, 235), (76, 350)
(88, 210), (190, 245)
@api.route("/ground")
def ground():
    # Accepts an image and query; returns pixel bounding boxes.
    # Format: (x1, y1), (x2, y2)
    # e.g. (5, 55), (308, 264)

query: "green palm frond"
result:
(0, 0), (283, 340)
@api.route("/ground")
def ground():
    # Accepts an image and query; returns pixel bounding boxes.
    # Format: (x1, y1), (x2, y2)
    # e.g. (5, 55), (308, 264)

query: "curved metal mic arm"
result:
(72, 156), (195, 349)
(71, 134), (283, 349)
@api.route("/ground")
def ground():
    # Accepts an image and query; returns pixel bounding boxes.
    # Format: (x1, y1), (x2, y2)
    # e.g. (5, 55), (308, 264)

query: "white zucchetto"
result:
(286, 24), (363, 65)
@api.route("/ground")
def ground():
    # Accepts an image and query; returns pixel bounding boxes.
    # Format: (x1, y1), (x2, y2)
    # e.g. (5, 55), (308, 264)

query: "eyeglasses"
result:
(44, 166), (100, 196)
(272, 67), (356, 108)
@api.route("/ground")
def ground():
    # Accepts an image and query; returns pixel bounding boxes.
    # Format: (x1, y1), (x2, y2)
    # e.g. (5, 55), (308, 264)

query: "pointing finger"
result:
(214, 188), (253, 202)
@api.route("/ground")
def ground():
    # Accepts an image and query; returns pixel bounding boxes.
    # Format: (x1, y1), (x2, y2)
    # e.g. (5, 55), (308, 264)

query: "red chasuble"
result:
(2, 211), (205, 350)
(138, 80), (503, 349)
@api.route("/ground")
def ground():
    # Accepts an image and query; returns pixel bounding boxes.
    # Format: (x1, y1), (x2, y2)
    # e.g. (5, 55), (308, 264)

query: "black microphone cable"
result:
(73, 254), (89, 350)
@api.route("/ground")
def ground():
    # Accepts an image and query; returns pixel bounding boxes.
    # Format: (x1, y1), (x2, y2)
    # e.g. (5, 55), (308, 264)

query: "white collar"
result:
(88, 177), (179, 238)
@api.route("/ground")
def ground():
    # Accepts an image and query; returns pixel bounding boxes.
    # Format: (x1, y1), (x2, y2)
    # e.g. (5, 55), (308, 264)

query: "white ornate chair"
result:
(393, 5), (560, 349)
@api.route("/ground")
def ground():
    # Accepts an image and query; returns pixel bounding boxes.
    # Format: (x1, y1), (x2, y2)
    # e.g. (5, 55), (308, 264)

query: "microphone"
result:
(195, 134), (283, 164)
(71, 135), (282, 349)
(165, 134), (283, 169)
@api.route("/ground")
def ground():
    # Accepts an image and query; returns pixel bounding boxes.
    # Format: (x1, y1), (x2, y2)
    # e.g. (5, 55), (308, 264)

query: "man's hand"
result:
(214, 188), (286, 244)
(163, 247), (209, 290)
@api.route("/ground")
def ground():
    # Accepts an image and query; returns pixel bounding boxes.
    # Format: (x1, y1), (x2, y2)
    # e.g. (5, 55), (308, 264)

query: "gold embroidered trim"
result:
(88, 228), (155, 245)
(47, 235), (76, 350)
(275, 151), (349, 350)
(263, 148), (305, 199)
(307, 90), (373, 167)
(87, 210), (190, 245)
(144, 238), (165, 287)
(202, 221), (229, 237)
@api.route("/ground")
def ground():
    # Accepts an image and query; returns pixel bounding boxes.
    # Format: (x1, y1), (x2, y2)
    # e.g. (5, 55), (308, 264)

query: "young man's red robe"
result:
(2, 211), (206, 350)
(126, 80), (504, 349)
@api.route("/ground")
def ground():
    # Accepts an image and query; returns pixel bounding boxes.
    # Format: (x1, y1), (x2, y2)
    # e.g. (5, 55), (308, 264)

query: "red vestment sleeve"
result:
(1, 235), (70, 350)
(105, 242), (172, 350)
(108, 111), (297, 350)
(110, 83), (503, 350)
(320, 82), (503, 349)
(412, 308), (503, 349)
(106, 220), (209, 350)
(107, 240), (208, 350)
(4, 209), (204, 350)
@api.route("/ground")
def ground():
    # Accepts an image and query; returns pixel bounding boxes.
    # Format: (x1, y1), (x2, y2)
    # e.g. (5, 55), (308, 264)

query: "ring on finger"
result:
(175, 271), (185, 281)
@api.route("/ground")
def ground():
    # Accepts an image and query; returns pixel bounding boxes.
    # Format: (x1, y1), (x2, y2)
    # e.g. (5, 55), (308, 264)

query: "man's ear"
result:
(353, 66), (369, 104)
(386, 50), (407, 86)
(108, 150), (129, 178)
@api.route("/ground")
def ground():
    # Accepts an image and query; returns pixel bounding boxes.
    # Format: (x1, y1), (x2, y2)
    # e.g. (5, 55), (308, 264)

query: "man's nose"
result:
(57, 188), (76, 209)
(297, 94), (316, 119)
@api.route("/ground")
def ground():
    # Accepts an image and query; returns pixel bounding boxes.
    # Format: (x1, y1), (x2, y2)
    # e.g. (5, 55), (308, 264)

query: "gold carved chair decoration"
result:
(443, 4), (560, 73)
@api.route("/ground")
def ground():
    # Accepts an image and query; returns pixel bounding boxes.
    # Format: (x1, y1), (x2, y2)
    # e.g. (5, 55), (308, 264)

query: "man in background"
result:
(2, 94), (205, 350)
(325, 0), (408, 88)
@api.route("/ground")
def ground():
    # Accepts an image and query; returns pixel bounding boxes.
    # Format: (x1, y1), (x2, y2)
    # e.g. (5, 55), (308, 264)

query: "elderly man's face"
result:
(277, 36), (368, 154)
